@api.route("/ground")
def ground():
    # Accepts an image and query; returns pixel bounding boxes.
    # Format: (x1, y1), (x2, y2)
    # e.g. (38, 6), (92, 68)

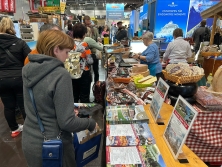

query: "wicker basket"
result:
(162, 70), (204, 85)
(200, 52), (222, 57)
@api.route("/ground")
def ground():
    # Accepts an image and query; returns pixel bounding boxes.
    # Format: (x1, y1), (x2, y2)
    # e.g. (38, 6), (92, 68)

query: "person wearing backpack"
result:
(72, 23), (94, 103)
(84, 27), (104, 84)
(192, 20), (211, 53)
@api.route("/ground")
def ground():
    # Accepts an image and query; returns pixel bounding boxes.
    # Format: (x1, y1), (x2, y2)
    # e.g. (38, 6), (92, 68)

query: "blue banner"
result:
(129, 10), (135, 39)
(154, 0), (190, 42)
(139, 3), (148, 37)
(186, 0), (220, 37)
(106, 3), (124, 20)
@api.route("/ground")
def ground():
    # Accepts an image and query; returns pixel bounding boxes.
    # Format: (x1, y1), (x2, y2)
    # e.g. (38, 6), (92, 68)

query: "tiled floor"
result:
(0, 60), (106, 167)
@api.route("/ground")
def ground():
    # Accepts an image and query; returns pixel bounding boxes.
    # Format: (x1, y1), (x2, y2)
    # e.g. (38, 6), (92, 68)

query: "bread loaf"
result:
(212, 66), (222, 92)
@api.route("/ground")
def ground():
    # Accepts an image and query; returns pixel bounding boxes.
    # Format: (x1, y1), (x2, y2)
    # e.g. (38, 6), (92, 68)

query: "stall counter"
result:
(144, 104), (207, 167)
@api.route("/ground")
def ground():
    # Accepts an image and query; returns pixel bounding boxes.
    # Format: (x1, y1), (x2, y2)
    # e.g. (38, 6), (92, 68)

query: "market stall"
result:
(103, 43), (211, 166)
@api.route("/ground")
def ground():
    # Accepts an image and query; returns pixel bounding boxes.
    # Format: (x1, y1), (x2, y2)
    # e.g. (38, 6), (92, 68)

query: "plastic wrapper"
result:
(195, 87), (222, 110)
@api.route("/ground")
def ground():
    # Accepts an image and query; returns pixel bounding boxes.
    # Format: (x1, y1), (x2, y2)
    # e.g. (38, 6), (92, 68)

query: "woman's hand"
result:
(133, 54), (140, 60)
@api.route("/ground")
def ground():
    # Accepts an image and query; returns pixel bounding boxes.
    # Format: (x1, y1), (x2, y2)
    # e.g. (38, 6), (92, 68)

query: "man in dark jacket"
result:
(115, 21), (128, 43)
(192, 20), (211, 53)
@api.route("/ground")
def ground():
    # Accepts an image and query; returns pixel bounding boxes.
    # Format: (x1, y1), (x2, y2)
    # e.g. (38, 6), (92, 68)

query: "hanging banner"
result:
(106, 3), (124, 20)
(60, 0), (66, 14)
(2, 0), (9, 12)
(154, 0), (190, 42)
(8, 0), (15, 13)
(186, 0), (220, 37)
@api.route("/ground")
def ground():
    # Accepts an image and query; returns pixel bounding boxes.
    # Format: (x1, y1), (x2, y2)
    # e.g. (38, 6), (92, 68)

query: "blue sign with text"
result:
(154, 0), (190, 42)
(106, 3), (124, 20)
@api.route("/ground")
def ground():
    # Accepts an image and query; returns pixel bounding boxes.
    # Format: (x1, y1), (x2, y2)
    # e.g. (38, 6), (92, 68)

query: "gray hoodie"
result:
(22, 54), (96, 167)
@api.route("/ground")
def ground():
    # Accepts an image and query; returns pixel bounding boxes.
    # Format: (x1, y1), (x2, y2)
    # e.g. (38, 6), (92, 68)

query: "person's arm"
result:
(186, 43), (192, 58)
(192, 30), (196, 41)
(84, 37), (103, 51)
(94, 27), (99, 42)
(54, 70), (96, 132)
(163, 42), (172, 61)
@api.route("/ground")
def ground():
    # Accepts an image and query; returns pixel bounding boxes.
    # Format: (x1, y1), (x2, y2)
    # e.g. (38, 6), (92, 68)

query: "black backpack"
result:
(200, 27), (210, 42)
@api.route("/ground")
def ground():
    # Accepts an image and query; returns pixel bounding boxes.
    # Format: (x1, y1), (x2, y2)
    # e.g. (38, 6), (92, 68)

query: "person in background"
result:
(83, 15), (99, 42)
(72, 23), (93, 103)
(64, 20), (72, 32)
(22, 29), (97, 167)
(213, 26), (222, 47)
(66, 23), (73, 37)
(102, 25), (110, 37)
(192, 20), (211, 53)
(24, 23), (62, 65)
(111, 24), (118, 43)
(115, 21), (128, 46)
(163, 28), (192, 64)
(133, 31), (162, 79)
(84, 27), (104, 84)
(0, 16), (31, 137)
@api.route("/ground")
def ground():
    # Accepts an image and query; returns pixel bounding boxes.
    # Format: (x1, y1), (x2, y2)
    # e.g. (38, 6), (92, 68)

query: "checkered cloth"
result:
(185, 105), (222, 162)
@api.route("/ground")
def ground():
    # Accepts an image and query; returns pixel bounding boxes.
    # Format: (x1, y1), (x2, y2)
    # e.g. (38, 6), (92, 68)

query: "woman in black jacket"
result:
(0, 16), (31, 137)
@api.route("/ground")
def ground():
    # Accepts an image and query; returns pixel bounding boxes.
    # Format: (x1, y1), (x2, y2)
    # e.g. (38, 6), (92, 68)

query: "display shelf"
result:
(19, 24), (34, 42)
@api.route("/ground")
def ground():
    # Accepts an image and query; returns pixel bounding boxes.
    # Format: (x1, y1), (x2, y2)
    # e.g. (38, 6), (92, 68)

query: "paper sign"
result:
(163, 95), (198, 159)
(150, 78), (169, 122)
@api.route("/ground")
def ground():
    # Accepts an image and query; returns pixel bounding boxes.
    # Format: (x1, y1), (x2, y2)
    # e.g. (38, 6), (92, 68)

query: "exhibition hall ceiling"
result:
(66, 0), (144, 10)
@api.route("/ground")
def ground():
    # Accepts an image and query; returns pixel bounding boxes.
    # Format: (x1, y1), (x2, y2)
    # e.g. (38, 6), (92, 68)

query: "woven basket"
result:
(162, 70), (204, 85)
(200, 52), (222, 57)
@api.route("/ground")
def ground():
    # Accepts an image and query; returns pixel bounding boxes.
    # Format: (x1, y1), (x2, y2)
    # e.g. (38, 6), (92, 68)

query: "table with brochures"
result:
(144, 104), (207, 167)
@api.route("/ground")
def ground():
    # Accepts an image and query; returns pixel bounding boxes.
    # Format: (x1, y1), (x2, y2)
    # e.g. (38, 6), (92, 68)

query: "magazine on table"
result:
(106, 145), (166, 167)
(106, 105), (149, 124)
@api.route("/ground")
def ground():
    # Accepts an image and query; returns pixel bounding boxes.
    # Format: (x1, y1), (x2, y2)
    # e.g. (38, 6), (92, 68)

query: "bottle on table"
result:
(206, 73), (213, 88)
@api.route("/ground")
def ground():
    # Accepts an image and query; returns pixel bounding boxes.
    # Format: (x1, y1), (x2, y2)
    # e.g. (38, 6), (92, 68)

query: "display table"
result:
(144, 104), (207, 167)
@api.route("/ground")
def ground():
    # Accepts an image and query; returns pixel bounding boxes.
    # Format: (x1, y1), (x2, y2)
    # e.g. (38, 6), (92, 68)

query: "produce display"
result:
(200, 45), (222, 57)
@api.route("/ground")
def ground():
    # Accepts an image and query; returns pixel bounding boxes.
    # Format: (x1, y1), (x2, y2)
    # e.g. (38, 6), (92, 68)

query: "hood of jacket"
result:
(0, 33), (20, 48)
(22, 54), (64, 88)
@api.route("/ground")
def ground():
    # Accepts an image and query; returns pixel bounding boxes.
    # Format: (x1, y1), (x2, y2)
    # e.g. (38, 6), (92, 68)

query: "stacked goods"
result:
(106, 105), (148, 124)
(163, 63), (204, 84)
(212, 66), (222, 92)
(130, 64), (150, 77)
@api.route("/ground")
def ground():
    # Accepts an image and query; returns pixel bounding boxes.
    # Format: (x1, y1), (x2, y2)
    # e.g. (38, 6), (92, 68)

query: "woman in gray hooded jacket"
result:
(22, 29), (96, 167)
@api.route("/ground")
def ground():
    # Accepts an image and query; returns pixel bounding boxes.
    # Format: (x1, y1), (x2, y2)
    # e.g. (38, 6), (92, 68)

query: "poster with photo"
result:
(150, 78), (169, 122)
(163, 95), (198, 159)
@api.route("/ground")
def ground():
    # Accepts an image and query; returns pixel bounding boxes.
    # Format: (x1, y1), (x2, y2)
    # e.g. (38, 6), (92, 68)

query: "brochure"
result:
(150, 78), (169, 122)
(163, 95), (198, 159)
(106, 145), (166, 167)
(106, 105), (149, 124)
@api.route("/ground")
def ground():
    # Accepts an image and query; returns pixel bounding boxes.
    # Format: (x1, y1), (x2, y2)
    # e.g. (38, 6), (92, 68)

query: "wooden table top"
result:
(144, 103), (207, 167)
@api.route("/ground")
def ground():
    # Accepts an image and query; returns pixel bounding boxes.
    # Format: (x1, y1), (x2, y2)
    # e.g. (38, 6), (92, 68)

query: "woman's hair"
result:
(173, 28), (183, 38)
(143, 31), (154, 40)
(73, 23), (87, 39)
(36, 30), (74, 57)
(0, 16), (16, 35)
(67, 24), (73, 31)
